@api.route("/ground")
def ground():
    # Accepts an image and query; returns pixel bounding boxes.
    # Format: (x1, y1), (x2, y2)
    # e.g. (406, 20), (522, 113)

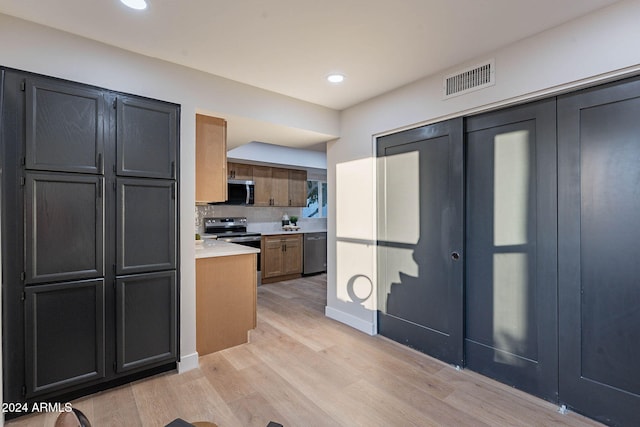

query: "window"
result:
(303, 180), (327, 218)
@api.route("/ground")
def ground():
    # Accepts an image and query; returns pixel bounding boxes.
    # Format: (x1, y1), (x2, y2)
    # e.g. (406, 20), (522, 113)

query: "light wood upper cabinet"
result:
(288, 169), (308, 207)
(247, 164), (307, 207)
(228, 162), (253, 180)
(271, 167), (290, 206)
(195, 114), (227, 203)
(252, 165), (274, 206)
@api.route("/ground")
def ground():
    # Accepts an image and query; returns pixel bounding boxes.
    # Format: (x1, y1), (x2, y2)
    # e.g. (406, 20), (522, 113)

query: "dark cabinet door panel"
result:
(26, 78), (104, 174)
(465, 99), (558, 402)
(558, 77), (640, 427)
(116, 178), (176, 275)
(376, 118), (464, 366)
(25, 172), (104, 284)
(116, 96), (177, 179)
(116, 271), (177, 372)
(24, 279), (106, 397)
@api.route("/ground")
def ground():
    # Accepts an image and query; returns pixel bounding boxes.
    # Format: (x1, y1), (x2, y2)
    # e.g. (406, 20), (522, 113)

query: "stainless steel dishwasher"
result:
(303, 232), (327, 274)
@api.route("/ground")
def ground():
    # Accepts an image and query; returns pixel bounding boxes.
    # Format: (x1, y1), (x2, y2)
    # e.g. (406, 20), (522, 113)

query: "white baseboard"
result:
(325, 306), (376, 336)
(177, 352), (199, 373)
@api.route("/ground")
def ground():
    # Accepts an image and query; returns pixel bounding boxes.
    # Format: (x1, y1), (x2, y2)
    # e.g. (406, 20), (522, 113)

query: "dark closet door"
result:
(24, 279), (105, 397)
(558, 77), (640, 427)
(116, 178), (176, 275)
(115, 271), (177, 373)
(465, 99), (558, 402)
(116, 96), (177, 179)
(25, 78), (105, 174)
(376, 118), (464, 365)
(25, 172), (104, 284)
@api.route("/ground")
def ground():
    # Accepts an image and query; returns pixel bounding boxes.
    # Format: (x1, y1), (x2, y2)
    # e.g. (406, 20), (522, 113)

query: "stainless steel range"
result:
(203, 217), (262, 284)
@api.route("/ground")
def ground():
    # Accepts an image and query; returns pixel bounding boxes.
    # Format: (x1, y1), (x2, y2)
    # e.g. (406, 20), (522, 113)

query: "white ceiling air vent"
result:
(443, 59), (495, 99)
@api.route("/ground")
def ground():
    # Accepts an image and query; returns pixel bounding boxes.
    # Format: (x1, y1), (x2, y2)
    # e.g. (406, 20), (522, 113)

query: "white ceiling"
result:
(0, 0), (621, 149)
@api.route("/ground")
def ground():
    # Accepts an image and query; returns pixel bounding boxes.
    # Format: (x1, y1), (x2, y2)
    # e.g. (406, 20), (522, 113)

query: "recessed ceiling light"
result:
(327, 74), (345, 84)
(120, 0), (147, 10)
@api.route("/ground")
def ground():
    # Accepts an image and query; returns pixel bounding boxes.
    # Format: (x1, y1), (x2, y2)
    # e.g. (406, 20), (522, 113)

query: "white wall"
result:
(326, 0), (640, 334)
(0, 12), (340, 406)
(228, 141), (327, 170)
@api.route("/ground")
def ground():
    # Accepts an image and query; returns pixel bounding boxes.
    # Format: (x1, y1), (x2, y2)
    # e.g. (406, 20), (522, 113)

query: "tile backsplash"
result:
(195, 205), (326, 234)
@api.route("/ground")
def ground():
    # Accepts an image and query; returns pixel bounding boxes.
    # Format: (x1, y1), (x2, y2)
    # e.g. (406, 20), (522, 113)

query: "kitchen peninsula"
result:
(195, 240), (259, 356)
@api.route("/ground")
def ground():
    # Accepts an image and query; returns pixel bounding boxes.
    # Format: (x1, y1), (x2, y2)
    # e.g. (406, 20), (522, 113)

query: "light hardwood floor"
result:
(7, 274), (603, 427)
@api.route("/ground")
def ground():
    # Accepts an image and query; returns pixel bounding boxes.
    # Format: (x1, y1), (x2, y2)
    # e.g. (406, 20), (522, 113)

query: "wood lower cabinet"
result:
(196, 115), (227, 203)
(196, 254), (257, 356)
(262, 234), (303, 283)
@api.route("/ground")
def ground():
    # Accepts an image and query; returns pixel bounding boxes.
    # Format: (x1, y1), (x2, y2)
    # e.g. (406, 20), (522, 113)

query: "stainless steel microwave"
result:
(226, 179), (255, 205)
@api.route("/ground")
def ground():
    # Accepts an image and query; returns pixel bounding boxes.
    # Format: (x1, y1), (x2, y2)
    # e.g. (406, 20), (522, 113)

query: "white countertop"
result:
(259, 229), (327, 236)
(195, 239), (260, 259)
(247, 219), (327, 236)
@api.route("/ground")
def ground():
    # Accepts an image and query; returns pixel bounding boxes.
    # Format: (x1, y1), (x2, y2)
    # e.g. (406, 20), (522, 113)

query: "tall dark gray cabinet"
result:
(1, 68), (179, 406)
